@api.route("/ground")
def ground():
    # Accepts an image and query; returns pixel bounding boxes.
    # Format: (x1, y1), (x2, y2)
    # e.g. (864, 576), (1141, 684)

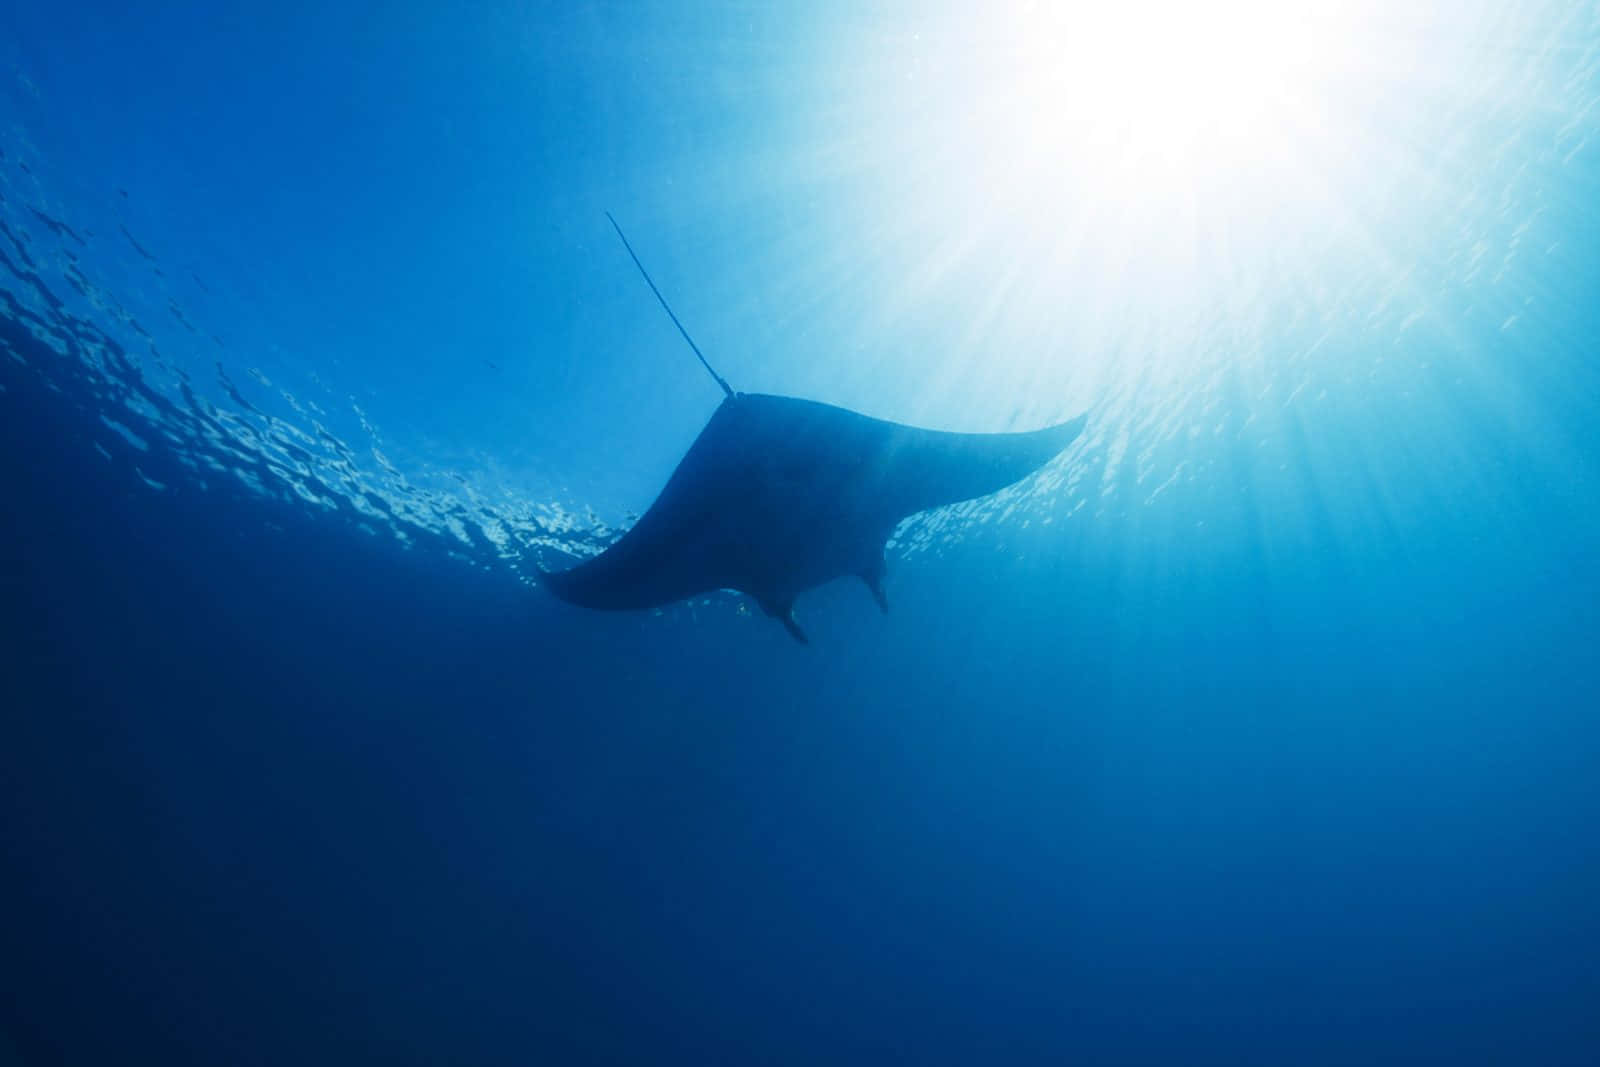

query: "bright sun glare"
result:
(1020, 2), (1339, 161)
(964, 1), (1373, 213)
(834, 0), (1490, 407)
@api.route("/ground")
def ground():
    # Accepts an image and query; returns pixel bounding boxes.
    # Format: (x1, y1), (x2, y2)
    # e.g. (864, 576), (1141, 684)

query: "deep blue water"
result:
(3, 4), (1599, 1064)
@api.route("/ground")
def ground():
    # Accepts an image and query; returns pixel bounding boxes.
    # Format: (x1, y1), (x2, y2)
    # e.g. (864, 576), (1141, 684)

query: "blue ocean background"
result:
(2, 4), (1598, 1064)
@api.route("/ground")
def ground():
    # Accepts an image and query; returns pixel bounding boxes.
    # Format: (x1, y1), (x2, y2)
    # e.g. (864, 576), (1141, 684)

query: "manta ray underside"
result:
(541, 392), (1086, 643)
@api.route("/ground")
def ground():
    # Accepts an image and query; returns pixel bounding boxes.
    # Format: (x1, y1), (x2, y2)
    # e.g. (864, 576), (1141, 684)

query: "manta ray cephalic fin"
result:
(861, 569), (889, 614)
(778, 606), (809, 645)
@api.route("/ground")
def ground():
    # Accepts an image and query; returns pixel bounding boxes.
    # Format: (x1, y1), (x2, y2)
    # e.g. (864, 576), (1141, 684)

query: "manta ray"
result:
(540, 217), (1086, 643)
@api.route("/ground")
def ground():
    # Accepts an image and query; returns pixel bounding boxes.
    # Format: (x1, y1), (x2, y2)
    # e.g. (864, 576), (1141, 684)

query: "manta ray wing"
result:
(541, 393), (1085, 640)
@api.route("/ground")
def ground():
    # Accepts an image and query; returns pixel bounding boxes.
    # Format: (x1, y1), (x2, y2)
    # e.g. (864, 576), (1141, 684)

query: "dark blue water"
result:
(3, 5), (1598, 1064)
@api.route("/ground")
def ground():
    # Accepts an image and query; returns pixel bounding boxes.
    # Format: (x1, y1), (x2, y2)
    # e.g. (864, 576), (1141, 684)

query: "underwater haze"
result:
(3, 3), (1599, 1064)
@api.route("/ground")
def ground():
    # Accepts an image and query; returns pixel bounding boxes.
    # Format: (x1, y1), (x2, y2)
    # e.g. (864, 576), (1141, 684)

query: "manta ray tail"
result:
(606, 212), (735, 400)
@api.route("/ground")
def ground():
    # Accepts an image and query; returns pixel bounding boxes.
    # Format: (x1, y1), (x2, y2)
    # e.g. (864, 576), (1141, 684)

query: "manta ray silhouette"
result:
(539, 217), (1086, 643)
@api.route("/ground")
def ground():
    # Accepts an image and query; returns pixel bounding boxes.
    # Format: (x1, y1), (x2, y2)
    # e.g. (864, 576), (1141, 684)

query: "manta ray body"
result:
(541, 391), (1085, 642)
(539, 216), (1086, 643)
